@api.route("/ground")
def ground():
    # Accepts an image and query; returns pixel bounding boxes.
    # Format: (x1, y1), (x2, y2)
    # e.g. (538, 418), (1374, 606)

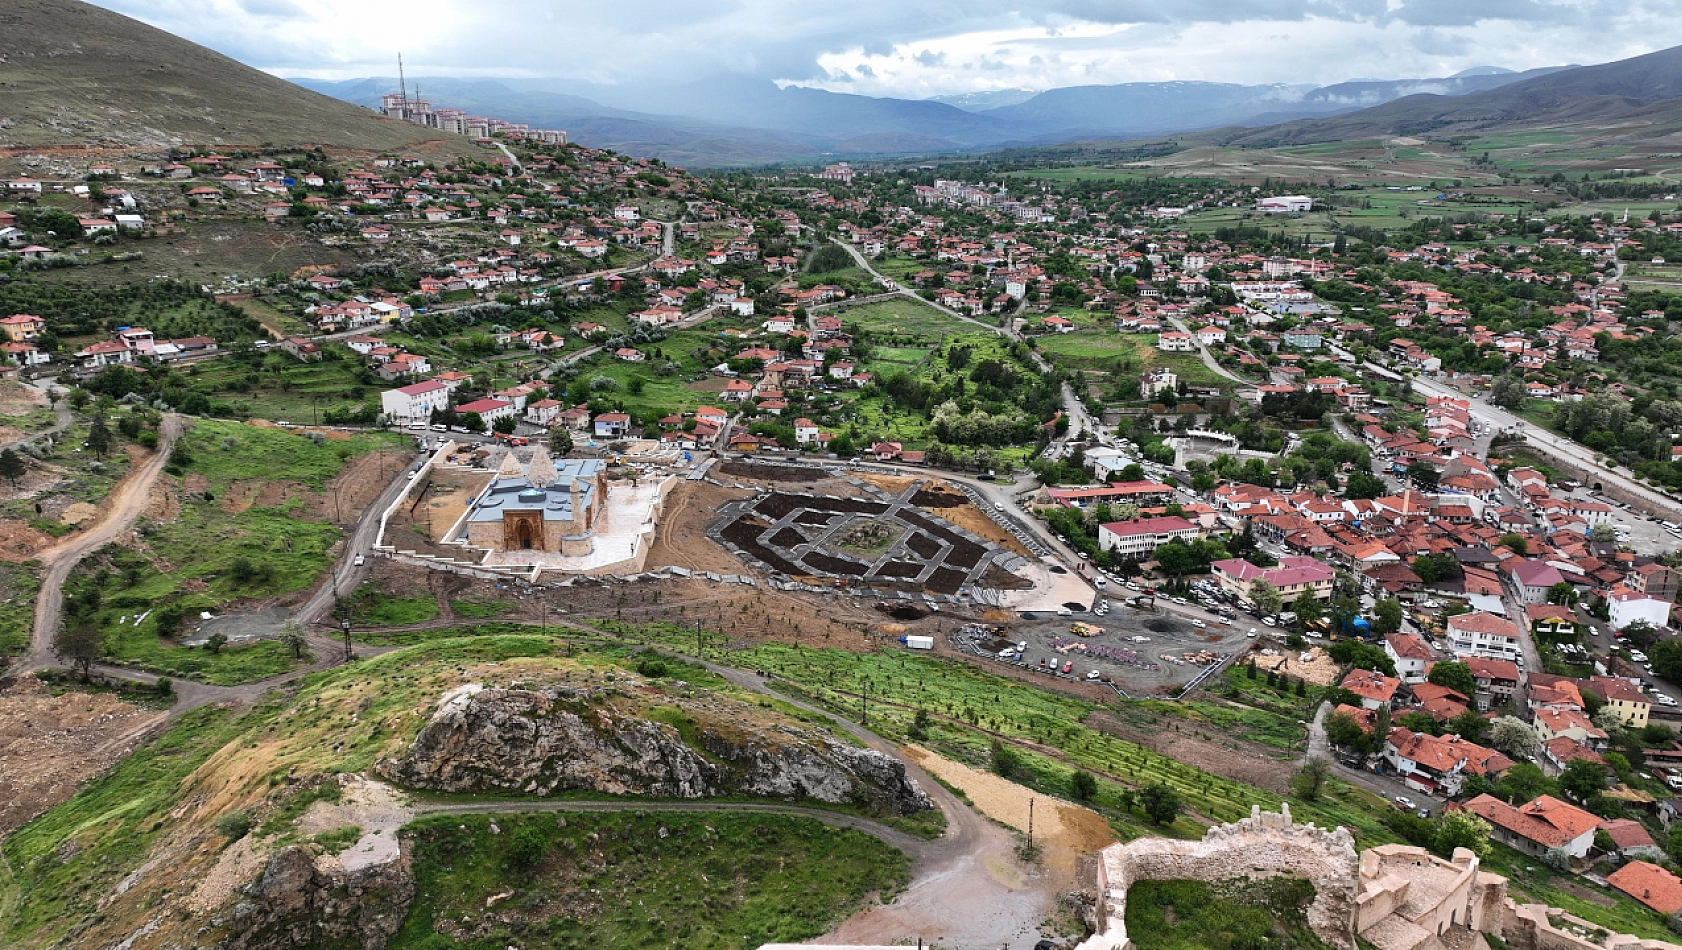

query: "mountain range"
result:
(10, 0), (1682, 172)
(291, 65), (1568, 166)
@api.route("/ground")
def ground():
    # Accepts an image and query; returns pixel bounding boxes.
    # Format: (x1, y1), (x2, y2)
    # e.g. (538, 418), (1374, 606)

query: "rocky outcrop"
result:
(207, 843), (414, 950)
(377, 681), (930, 816)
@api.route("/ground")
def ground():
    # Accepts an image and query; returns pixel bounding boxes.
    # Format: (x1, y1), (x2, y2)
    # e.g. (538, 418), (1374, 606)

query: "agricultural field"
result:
(170, 353), (379, 423)
(836, 297), (991, 342)
(60, 419), (408, 684)
(1034, 330), (1234, 392)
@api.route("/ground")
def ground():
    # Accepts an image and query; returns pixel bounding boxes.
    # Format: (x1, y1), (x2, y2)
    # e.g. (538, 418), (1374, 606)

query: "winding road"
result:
(22, 414), (184, 674)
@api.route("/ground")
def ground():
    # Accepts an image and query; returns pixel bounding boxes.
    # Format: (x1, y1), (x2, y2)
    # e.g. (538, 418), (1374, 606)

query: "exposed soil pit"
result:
(872, 560), (923, 579)
(795, 511), (835, 527)
(802, 551), (869, 576)
(767, 527), (808, 549)
(720, 516), (805, 576)
(906, 532), (943, 559)
(719, 461), (826, 482)
(1145, 619), (1181, 633)
(879, 603), (929, 622)
(927, 567), (969, 595)
(1061, 601), (1086, 612)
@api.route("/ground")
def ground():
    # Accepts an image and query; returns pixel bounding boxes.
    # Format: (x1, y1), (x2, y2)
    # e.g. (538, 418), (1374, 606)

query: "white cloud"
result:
(85, 0), (1682, 96)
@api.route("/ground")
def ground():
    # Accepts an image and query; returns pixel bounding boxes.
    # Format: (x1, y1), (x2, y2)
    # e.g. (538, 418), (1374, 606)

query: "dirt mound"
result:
(0, 675), (167, 835)
(0, 518), (59, 561)
(910, 487), (966, 508)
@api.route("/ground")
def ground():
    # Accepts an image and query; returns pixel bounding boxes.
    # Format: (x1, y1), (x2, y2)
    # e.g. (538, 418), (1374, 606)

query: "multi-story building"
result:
(1097, 516), (1201, 559)
(1445, 611), (1523, 661)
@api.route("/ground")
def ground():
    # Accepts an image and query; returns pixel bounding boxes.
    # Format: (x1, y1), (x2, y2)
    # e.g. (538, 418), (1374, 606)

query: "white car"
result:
(1246, 629), (1259, 638)
(1220, 616), (1233, 625)
(1172, 596), (1187, 606)
(995, 502), (1007, 511)
(1190, 619), (1206, 629)
(1087, 669), (1102, 681)
(353, 554), (365, 567)
(1094, 578), (1106, 588)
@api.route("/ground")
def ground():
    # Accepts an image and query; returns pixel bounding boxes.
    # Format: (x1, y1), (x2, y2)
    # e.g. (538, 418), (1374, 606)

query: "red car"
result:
(1061, 661), (1073, 674)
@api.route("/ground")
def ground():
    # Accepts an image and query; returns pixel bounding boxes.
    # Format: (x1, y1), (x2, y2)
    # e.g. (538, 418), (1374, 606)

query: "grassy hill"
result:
(1219, 43), (1682, 151)
(0, 0), (452, 151)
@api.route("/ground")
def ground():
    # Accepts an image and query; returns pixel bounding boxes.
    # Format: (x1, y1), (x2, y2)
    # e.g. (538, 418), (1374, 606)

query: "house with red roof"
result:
(1607, 862), (1682, 914)
(1342, 669), (1401, 710)
(1463, 794), (1600, 859)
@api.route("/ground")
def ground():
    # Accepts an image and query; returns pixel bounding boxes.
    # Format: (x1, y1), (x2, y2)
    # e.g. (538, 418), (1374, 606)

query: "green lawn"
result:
(63, 419), (406, 684)
(176, 355), (378, 423)
(391, 812), (910, 950)
(1126, 877), (1331, 950)
(1034, 331), (1234, 391)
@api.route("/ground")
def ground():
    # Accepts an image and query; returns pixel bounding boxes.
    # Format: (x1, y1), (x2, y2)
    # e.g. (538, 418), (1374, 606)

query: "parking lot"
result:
(958, 595), (1255, 697)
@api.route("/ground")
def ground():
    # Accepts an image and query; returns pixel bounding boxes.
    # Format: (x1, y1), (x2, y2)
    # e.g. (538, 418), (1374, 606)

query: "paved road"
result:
(23, 414), (184, 673)
(294, 451), (421, 630)
(1305, 701), (1444, 812)
(1163, 313), (1253, 388)
(1404, 373), (1682, 522)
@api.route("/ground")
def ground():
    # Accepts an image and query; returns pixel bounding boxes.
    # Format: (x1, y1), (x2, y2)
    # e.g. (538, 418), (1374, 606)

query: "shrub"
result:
(215, 810), (254, 840)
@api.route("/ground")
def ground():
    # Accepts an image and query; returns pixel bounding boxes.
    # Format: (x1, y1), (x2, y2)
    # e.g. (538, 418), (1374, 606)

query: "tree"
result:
(1139, 783), (1182, 825)
(277, 620), (308, 660)
(1546, 581), (1577, 605)
(1652, 639), (1682, 683)
(0, 448), (25, 487)
(492, 415), (517, 435)
(1291, 591), (1323, 624)
(1488, 375), (1527, 409)
(1498, 533), (1528, 556)
(1447, 710), (1489, 743)
(1070, 770), (1098, 802)
(1251, 580), (1284, 617)
(87, 415), (112, 458)
(1291, 758), (1331, 802)
(507, 825), (547, 871)
(1589, 524), (1618, 543)
(1492, 762), (1554, 804)
(1396, 711), (1438, 735)
(1623, 620), (1661, 650)
(461, 411), (485, 433)
(1427, 661), (1476, 698)
(205, 631), (229, 655)
(1560, 757), (1606, 805)
(548, 428), (574, 456)
(1343, 470), (1387, 500)
(989, 739), (1021, 779)
(1488, 716), (1540, 762)
(1432, 810), (1493, 859)
(1325, 710), (1368, 751)
(1373, 597), (1403, 634)
(54, 622), (102, 679)
(1406, 460), (1440, 489)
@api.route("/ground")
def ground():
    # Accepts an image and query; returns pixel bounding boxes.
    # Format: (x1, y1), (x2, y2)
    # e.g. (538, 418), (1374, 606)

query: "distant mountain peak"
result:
(1451, 65), (1517, 78)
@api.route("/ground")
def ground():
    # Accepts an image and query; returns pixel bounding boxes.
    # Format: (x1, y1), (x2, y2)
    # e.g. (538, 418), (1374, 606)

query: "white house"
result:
(1609, 589), (1672, 632)
(1156, 331), (1194, 352)
(1445, 611), (1524, 661)
(380, 380), (450, 426)
(455, 397), (515, 430)
(1097, 516), (1201, 559)
(793, 417), (820, 445)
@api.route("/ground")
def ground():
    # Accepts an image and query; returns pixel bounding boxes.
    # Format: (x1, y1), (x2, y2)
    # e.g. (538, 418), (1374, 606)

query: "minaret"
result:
(397, 53), (409, 116)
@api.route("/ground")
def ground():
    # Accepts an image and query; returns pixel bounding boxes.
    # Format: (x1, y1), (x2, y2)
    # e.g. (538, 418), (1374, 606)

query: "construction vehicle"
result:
(1070, 621), (1103, 637)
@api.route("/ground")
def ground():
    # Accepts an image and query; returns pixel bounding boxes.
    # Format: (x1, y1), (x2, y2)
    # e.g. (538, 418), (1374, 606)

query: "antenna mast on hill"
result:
(398, 53), (409, 109)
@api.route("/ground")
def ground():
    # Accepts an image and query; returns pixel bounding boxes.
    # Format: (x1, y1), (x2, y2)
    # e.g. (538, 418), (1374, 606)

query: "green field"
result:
(392, 812), (909, 950)
(1126, 877), (1330, 950)
(836, 298), (990, 342)
(1034, 330), (1234, 391)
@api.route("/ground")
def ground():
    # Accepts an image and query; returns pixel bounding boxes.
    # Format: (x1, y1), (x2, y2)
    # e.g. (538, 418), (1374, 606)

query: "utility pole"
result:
(861, 676), (869, 727)
(1028, 797), (1034, 843)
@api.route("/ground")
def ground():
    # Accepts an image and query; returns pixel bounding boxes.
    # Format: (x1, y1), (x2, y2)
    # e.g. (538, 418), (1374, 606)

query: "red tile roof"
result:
(1607, 861), (1682, 914)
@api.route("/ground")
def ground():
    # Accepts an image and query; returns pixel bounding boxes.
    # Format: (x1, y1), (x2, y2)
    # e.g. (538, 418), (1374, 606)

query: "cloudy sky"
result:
(89, 0), (1682, 96)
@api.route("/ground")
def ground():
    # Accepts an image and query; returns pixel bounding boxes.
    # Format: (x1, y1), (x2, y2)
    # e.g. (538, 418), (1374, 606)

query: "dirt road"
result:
(23, 414), (184, 673)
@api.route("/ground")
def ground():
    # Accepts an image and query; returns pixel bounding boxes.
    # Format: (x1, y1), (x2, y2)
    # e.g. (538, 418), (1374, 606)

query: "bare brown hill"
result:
(0, 0), (450, 151)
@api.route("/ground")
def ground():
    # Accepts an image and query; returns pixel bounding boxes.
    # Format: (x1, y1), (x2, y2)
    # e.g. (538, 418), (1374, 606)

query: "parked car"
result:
(352, 554), (365, 567)
(1190, 619), (1206, 629)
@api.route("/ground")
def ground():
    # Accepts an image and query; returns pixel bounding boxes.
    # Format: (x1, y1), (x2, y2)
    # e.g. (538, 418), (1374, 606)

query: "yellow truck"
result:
(1070, 622), (1103, 637)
